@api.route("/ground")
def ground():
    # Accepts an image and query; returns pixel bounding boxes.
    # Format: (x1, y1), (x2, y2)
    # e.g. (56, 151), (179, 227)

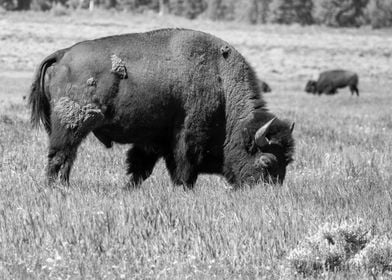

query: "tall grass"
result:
(0, 11), (391, 279)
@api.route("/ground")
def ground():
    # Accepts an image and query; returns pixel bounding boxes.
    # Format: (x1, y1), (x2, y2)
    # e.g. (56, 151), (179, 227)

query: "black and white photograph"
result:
(0, 0), (391, 278)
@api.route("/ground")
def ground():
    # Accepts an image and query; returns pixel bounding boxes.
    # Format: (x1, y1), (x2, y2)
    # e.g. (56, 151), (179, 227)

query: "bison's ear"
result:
(242, 128), (257, 154)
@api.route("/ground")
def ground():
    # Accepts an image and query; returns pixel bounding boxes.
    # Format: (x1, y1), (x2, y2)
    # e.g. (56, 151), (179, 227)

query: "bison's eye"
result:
(256, 141), (282, 155)
(262, 142), (284, 155)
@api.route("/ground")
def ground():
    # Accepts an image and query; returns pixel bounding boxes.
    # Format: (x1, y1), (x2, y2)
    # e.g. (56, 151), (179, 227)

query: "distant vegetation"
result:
(2, 0), (392, 29)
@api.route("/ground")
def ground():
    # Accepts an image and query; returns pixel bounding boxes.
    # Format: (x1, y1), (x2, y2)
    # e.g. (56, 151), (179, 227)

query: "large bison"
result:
(305, 70), (359, 96)
(29, 29), (295, 188)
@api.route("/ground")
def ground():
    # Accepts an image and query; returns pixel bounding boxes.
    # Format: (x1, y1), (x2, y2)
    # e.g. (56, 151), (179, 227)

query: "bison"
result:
(29, 29), (295, 188)
(305, 70), (359, 96)
(258, 79), (272, 93)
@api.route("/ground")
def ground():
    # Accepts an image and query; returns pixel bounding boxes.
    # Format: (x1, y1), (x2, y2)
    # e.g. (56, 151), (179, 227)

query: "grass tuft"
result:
(287, 220), (392, 277)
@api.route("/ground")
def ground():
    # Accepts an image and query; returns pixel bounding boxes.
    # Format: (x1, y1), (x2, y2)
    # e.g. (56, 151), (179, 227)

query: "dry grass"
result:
(286, 220), (392, 276)
(0, 10), (392, 279)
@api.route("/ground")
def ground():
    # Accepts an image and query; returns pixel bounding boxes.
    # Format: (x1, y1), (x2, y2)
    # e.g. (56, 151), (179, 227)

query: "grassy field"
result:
(0, 11), (392, 279)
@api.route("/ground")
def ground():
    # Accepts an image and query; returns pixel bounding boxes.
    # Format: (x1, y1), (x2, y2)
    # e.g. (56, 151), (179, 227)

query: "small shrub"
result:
(313, 0), (368, 27)
(268, 0), (313, 25)
(51, 3), (70, 16)
(288, 220), (392, 277)
(0, 0), (13, 11)
(169, 0), (207, 19)
(349, 236), (392, 274)
(365, 0), (392, 28)
(68, 0), (93, 9)
(0, 114), (14, 125)
(287, 220), (372, 276)
(204, 0), (235, 21)
(30, 0), (51, 11)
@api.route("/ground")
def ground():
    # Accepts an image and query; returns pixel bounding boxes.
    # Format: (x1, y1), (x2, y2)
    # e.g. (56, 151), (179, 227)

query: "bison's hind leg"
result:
(47, 136), (77, 185)
(47, 115), (79, 185)
(350, 85), (359, 96)
(47, 97), (104, 185)
(125, 145), (160, 188)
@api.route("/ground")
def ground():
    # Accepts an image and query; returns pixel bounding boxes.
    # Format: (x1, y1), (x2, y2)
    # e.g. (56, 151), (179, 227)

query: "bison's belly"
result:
(102, 118), (172, 143)
(93, 123), (168, 146)
(95, 89), (180, 148)
(93, 119), (172, 153)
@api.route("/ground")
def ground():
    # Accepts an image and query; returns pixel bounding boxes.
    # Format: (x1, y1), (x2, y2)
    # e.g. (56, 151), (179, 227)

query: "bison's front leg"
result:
(125, 145), (160, 188)
(324, 85), (336, 95)
(164, 152), (198, 189)
(47, 97), (104, 185)
(164, 129), (199, 189)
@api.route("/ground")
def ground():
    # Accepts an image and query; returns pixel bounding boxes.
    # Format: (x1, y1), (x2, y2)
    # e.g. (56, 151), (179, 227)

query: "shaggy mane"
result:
(240, 59), (295, 164)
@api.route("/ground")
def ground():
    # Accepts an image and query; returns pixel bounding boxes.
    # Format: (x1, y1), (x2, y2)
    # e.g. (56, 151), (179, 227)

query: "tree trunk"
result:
(16, 0), (31, 10)
(159, 0), (168, 16)
(89, 0), (94, 11)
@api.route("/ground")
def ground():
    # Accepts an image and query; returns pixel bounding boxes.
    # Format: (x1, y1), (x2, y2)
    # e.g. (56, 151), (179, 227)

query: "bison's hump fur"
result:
(29, 28), (295, 188)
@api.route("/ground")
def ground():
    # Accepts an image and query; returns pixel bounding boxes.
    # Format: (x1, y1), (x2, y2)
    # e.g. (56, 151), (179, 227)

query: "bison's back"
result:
(317, 69), (358, 90)
(48, 29), (231, 144)
(56, 29), (227, 94)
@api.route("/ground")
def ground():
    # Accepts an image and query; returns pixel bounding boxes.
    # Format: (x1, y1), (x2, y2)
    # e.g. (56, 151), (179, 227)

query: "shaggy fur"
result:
(86, 77), (96, 87)
(305, 69), (359, 96)
(110, 54), (127, 79)
(53, 97), (104, 133)
(29, 28), (295, 188)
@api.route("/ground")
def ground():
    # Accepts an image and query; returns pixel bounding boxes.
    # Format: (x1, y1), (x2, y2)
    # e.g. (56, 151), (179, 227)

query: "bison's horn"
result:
(255, 117), (277, 147)
(290, 122), (295, 133)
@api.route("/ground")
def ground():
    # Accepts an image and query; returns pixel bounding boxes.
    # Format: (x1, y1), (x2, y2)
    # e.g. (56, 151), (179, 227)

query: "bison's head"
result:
(305, 80), (317, 93)
(226, 115), (295, 187)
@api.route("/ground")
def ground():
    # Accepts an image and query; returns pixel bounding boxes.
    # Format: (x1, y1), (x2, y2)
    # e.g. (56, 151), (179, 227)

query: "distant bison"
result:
(305, 70), (359, 96)
(258, 79), (272, 93)
(29, 29), (295, 188)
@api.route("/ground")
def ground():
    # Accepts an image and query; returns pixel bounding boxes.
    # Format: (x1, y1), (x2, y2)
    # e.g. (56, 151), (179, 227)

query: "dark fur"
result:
(29, 28), (295, 188)
(305, 69), (359, 96)
(258, 79), (272, 93)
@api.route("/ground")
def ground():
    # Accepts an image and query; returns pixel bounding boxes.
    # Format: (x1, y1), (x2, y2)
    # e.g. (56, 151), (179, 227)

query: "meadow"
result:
(0, 11), (392, 279)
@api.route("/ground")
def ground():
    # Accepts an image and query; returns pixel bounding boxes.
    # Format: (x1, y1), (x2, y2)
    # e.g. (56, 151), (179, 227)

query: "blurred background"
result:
(1, 0), (392, 29)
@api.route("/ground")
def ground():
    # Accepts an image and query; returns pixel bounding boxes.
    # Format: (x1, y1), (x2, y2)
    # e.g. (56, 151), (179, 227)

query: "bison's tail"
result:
(29, 49), (66, 134)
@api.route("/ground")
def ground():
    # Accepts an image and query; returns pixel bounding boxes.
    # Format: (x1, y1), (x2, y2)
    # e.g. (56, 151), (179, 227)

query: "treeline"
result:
(2, 0), (392, 28)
